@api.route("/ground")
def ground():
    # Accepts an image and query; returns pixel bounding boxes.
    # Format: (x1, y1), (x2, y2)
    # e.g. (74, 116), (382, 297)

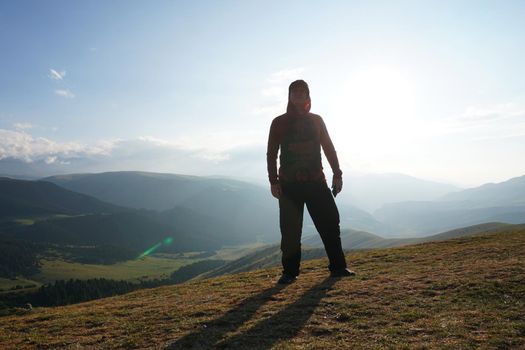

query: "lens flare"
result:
(138, 236), (174, 259)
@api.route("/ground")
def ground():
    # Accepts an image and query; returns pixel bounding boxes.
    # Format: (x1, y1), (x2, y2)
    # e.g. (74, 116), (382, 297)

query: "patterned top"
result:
(266, 112), (342, 185)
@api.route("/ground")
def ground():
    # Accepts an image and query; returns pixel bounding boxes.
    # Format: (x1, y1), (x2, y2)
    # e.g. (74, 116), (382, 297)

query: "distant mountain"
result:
(44, 171), (281, 242)
(5, 210), (225, 252)
(335, 203), (388, 234)
(0, 173), (39, 180)
(0, 157), (61, 179)
(335, 173), (460, 212)
(153, 206), (249, 244)
(43, 172), (462, 213)
(0, 177), (123, 219)
(373, 175), (525, 236)
(375, 202), (525, 236)
(422, 222), (518, 241)
(0, 176), (265, 253)
(1, 204), (260, 254)
(3, 158), (462, 213)
(437, 175), (525, 207)
(43, 171), (270, 211)
(9, 170), (523, 244)
(43, 171), (399, 240)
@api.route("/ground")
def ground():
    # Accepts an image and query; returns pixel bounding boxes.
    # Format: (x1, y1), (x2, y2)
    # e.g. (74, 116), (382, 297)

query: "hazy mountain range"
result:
(0, 177), (123, 218)
(43, 171), (525, 238)
(43, 171), (281, 243)
(374, 175), (525, 236)
(1, 171), (525, 256)
(334, 173), (460, 212)
(42, 171), (391, 239)
(0, 176), (267, 253)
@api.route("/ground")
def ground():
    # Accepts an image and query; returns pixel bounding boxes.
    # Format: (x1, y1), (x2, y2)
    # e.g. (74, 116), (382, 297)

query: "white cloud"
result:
(54, 89), (75, 99)
(48, 69), (66, 80)
(253, 67), (305, 118)
(49, 69), (75, 99)
(0, 128), (114, 162)
(102, 137), (264, 179)
(0, 127), (269, 180)
(136, 135), (234, 163)
(0, 129), (245, 166)
(13, 122), (33, 130)
(45, 156), (58, 164)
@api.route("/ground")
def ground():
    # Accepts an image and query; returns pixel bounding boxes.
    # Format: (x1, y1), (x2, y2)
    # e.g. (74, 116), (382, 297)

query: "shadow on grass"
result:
(164, 283), (286, 349)
(165, 277), (336, 349)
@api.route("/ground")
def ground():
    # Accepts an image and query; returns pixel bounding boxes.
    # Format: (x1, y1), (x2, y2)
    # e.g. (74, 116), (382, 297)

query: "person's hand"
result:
(270, 183), (282, 199)
(332, 177), (343, 195)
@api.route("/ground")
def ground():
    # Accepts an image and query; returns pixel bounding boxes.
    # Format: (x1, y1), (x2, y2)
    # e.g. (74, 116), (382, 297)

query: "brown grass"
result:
(1, 229), (524, 349)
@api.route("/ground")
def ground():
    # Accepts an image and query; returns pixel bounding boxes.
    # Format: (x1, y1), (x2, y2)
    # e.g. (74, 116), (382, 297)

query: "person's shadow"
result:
(165, 277), (336, 349)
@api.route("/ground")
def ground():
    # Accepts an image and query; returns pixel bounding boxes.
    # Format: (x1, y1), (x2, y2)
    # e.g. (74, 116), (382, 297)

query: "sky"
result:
(1, 0), (525, 188)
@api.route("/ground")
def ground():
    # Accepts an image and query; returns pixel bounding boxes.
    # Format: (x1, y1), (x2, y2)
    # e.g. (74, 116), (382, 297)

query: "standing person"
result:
(266, 79), (356, 284)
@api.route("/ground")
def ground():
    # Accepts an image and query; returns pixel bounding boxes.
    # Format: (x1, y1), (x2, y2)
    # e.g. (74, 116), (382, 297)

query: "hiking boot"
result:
(277, 274), (297, 284)
(330, 268), (356, 277)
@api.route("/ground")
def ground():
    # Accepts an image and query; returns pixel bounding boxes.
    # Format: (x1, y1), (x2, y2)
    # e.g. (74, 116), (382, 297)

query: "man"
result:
(266, 79), (356, 284)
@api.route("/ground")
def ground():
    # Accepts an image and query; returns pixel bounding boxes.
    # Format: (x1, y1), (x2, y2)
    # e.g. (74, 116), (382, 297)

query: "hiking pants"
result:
(278, 180), (347, 276)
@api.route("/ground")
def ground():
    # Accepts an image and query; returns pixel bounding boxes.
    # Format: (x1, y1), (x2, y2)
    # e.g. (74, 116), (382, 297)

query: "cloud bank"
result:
(0, 128), (267, 182)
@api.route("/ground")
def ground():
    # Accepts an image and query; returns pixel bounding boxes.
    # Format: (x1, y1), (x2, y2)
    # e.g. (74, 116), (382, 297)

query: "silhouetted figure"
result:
(266, 80), (356, 284)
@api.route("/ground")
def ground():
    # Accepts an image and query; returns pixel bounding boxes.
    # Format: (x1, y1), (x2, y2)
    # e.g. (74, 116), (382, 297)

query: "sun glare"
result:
(330, 66), (419, 164)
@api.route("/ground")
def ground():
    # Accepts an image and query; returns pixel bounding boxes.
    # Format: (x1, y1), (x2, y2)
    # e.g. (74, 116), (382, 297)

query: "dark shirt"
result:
(266, 112), (342, 185)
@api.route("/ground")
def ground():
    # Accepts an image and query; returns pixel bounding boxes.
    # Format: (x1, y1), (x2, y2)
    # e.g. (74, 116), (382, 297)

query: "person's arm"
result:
(319, 117), (343, 179)
(266, 119), (280, 185)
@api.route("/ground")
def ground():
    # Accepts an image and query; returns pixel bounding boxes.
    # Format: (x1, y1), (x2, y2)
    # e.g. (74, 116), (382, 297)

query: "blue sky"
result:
(1, 0), (525, 187)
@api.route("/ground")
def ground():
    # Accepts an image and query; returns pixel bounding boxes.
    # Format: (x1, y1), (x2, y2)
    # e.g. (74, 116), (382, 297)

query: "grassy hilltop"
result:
(1, 227), (524, 349)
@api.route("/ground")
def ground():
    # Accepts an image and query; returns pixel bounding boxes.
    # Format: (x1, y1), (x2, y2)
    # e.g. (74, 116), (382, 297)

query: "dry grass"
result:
(1, 229), (524, 349)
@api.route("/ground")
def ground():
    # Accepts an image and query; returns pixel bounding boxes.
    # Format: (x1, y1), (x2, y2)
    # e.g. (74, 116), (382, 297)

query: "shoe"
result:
(277, 274), (297, 284)
(330, 268), (356, 277)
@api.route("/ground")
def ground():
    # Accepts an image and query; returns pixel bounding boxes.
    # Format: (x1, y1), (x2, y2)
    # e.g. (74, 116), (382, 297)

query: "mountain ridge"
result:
(0, 177), (125, 219)
(374, 174), (525, 236)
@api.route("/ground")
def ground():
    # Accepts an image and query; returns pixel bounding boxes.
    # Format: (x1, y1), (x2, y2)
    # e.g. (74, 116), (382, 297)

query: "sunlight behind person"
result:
(329, 65), (422, 172)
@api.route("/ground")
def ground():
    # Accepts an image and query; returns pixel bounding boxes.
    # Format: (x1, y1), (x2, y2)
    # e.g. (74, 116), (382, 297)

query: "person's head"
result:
(287, 79), (311, 115)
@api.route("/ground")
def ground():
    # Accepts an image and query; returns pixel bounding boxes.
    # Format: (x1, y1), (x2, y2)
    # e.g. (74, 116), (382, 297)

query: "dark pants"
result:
(278, 180), (347, 276)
